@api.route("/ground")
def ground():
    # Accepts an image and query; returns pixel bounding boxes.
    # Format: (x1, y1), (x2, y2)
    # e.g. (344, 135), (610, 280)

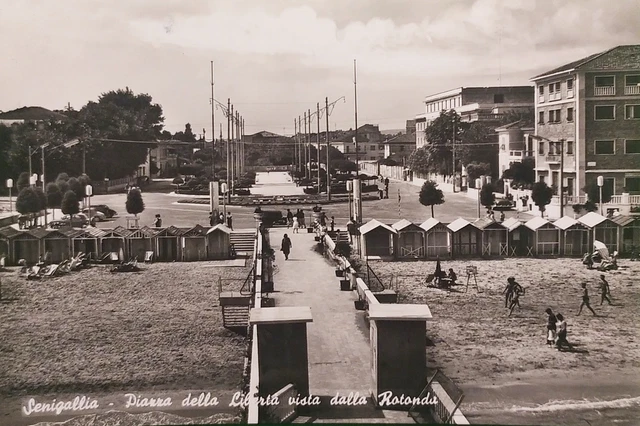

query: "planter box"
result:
(307, 227), (314, 233)
(340, 279), (351, 291)
(314, 236), (320, 242)
(261, 297), (275, 307)
(354, 300), (367, 310)
(374, 289), (398, 304)
(335, 269), (344, 277)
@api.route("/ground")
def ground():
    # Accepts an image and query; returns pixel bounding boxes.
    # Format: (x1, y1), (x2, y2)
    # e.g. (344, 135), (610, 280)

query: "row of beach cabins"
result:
(0, 224), (251, 266)
(358, 212), (640, 260)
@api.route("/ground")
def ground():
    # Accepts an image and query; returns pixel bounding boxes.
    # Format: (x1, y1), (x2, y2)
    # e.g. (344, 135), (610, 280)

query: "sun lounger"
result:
(44, 264), (59, 277)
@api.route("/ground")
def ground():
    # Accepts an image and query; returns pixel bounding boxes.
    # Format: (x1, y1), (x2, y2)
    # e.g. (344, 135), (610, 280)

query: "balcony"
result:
(538, 95), (545, 103)
(549, 92), (561, 101)
(546, 154), (561, 164)
(625, 85), (640, 95)
(567, 89), (574, 98)
(594, 86), (615, 96)
(509, 150), (534, 159)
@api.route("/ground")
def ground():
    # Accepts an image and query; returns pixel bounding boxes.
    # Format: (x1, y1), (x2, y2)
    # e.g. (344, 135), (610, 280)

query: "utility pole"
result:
(298, 116), (302, 172)
(354, 59), (359, 171)
(326, 96), (331, 201)
(241, 117), (245, 175)
(227, 99), (231, 201)
(210, 61), (215, 178)
(303, 112), (308, 179)
(231, 105), (235, 192)
(82, 144), (86, 175)
(236, 111), (240, 180)
(294, 119), (297, 171)
(308, 108), (312, 181)
(452, 115), (456, 193)
(559, 138), (565, 219)
(41, 147), (45, 191)
(28, 146), (33, 178)
(317, 102), (321, 194)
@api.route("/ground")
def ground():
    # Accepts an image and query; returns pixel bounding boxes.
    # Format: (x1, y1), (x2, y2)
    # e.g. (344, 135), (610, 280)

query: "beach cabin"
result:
(42, 229), (72, 262)
(420, 218), (451, 258)
(13, 229), (43, 264)
(447, 218), (481, 258)
(207, 224), (231, 260)
(100, 227), (129, 261)
(554, 216), (590, 256)
(392, 219), (425, 259)
(182, 224), (209, 261)
(127, 226), (157, 261)
(0, 226), (20, 265)
(68, 227), (105, 258)
(611, 215), (640, 255)
(501, 217), (534, 256)
(524, 216), (560, 256)
(578, 212), (619, 254)
(473, 218), (508, 256)
(154, 226), (184, 262)
(359, 219), (397, 259)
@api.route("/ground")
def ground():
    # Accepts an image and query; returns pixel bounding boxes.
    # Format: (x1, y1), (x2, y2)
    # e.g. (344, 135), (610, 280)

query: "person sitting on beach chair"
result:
(447, 268), (457, 285)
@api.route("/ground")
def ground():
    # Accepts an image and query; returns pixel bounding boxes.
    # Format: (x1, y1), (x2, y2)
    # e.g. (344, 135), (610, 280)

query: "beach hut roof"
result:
(360, 219), (397, 235)
(524, 216), (552, 231)
(472, 217), (506, 230)
(28, 228), (52, 239)
(553, 216), (580, 230)
(419, 217), (442, 232)
(610, 215), (637, 227)
(0, 226), (21, 239)
(578, 212), (607, 228)
(447, 218), (475, 233)
(43, 229), (70, 239)
(501, 217), (525, 231)
(392, 219), (417, 232)
(183, 224), (208, 237)
(128, 226), (157, 238)
(102, 227), (130, 238)
(155, 225), (184, 237)
(207, 224), (232, 235)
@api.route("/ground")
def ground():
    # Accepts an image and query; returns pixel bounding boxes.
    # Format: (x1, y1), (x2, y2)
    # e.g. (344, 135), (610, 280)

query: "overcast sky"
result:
(2, 0), (639, 136)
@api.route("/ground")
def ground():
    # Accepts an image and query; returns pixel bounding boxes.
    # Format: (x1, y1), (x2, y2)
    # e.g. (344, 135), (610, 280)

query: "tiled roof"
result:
(183, 224), (209, 237)
(610, 215), (637, 227)
(28, 228), (52, 239)
(473, 217), (506, 230)
(155, 225), (184, 237)
(385, 132), (416, 144)
(392, 219), (420, 232)
(360, 219), (397, 235)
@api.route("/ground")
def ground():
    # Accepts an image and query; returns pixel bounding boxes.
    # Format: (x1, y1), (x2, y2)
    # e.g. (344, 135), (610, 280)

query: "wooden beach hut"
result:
(447, 218), (481, 258)
(154, 226), (184, 262)
(578, 212), (619, 254)
(13, 229), (44, 264)
(359, 219), (397, 259)
(182, 224), (209, 261)
(420, 218), (451, 258)
(611, 215), (640, 255)
(554, 216), (590, 256)
(524, 216), (560, 256)
(100, 227), (129, 261)
(0, 226), (21, 265)
(68, 227), (105, 258)
(127, 226), (157, 261)
(473, 218), (508, 256)
(206, 224), (231, 260)
(392, 219), (425, 259)
(501, 217), (534, 256)
(42, 229), (72, 262)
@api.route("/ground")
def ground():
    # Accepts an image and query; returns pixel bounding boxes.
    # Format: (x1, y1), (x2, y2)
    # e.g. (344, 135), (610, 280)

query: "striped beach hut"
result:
(447, 218), (481, 257)
(501, 217), (534, 256)
(101, 227), (129, 260)
(359, 219), (397, 259)
(206, 224), (232, 260)
(524, 216), (560, 256)
(127, 226), (157, 261)
(13, 229), (44, 264)
(554, 216), (590, 256)
(392, 219), (425, 259)
(0, 226), (21, 265)
(67, 227), (106, 258)
(42, 229), (72, 262)
(182, 224), (209, 261)
(155, 226), (184, 261)
(611, 215), (640, 255)
(578, 212), (619, 254)
(420, 218), (451, 258)
(473, 218), (508, 256)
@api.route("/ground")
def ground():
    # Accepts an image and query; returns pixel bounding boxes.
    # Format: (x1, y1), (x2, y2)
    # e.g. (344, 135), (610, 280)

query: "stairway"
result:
(221, 305), (250, 329)
(230, 231), (257, 256)
(329, 231), (350, 244)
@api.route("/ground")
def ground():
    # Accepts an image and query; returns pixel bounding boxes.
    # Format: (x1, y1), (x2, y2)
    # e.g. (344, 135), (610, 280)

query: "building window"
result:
(370, 145), (376, 151)
(538, 111), (545, 124)
(370, 156), (376, 161)
(494, 94), (504, 103)
(549, 109), (561, 123)
(566, 177), (574, 196)
(626, 177), (640, 194)
(567, 107), (574, 122)
(549, 82), (561, 100)
(539, 175), (546, 183)
(400, 145), (405, 152)
(346, 146), (350, 153)
(538, 141), (545, 155)
(603, 177), (615, 195)
(625, 139), (640, 154)
(567, 78), (574, 98)
(595, 140), (615, 155)
(594, 76), (615, 95)
(566, 140), (574, 155)
(594, 105), (615, 120)
(538, 85), (544, 95)
(625, 104), (640, 119)
(625, 75), (640, 95)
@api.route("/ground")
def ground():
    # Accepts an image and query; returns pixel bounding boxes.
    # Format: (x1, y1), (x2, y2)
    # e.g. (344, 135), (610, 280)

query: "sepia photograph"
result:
(0, 0), (639, 425)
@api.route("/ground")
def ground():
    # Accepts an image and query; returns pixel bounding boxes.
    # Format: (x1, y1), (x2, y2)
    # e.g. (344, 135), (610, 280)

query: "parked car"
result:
(493, 199), (515, 211)
(82, 208), (107, 222)
(92, 204), (117, 218)
(260, 210), (289, 228)
(61, 213), (93, 227)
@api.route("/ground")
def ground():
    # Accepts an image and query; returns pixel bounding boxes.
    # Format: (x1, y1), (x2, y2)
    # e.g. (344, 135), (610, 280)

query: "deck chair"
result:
(144, 251), (154, 263)
(44, 264), (59, 277)
(109, 252), (119, 262)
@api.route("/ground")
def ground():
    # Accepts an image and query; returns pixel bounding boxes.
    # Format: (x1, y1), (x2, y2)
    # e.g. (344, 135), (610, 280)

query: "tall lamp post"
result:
(6, 179), (13, 212)
(85, 185), (93, 225)
(597, 175), (604, 216)
(221, 182), (228, 217)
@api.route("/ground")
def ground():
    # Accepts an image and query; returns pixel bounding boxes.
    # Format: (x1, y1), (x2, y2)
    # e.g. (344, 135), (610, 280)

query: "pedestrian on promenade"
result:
(286, 209), (293, 228)
(545, 308), (557, 347)
(292, 214), (299, 233)
(299, 209), (306, 228)
(219, 212), (225, 225)
(281, 234), (292, 260)
(599, 274), (612, 305)
(226, 212), (233, 230)
(153, 214), (162, 228)
(555, 313), (573, 351)
(209, 212), (215, 226)
(577, 283), (597, 316)
(330, 216), (335, 232)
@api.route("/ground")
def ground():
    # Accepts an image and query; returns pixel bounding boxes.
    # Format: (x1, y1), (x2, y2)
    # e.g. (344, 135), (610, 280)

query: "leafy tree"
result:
(408, 147), (432, 175)
(318, 145), (346, 162)
(584, 200), (598, 212)
(61, 190), (80, 217)
(501, 158), (535, 189)
(480, 183), (496, 211)
(531, 181), (554, 217)
(56, 173), (70, 182)
(46, 182), (62, 218)
(498, 109), (535, 127)
(56, 178), (69, 195)
(0, 125), (12, 194)
(466, 162), (492, 185)
(184, 123), (197, 142)
(419, 181), (445, 218)
(126, 188), (145, 217)
(423, 110), (466, 175)
(458, 122), (497, 170)
(67, 177), (84, 199)
(331, 159), (357, 173)
(379, 158), (399, 166)
(34, 187), (46, 212)
(16, 187), (42, 215)
(17, 172), (30, 191)
(78, 174), (91, 188)
(172, 177), (184, 185)
(585, 182), (613, 204)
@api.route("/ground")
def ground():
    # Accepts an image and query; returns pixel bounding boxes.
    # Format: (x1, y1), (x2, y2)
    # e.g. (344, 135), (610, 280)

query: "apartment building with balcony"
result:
(531, 45), (640, 201)
(331, 124), (384, 162)
(495, 121), (535, 176)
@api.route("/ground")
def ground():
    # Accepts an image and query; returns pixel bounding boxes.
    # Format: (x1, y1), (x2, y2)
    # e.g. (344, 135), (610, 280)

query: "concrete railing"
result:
(247, 228), (262, 424)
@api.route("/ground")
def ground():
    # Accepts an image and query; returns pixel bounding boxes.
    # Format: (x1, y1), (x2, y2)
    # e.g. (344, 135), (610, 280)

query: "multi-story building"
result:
(531, 44), (640, 198)
(495, 121), (535, 177)
(384, 121), (417, 164)
(331, 124), (384, 162)
(415, 86), (534, 149)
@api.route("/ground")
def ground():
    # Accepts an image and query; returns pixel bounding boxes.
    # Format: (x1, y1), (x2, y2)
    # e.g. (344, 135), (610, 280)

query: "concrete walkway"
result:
(269, 227), (371, 396)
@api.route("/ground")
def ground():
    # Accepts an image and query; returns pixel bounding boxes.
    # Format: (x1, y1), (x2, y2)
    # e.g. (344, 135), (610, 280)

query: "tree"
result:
(183, 123), (196, 142)
(531, 182), (554, 217)
(458, 122), (497, 171)
(67, 177), (84, 199)
(379, 158), (398, 166)
(419, 181), (445, 218)
(16, 187), (42, 215)
(466, 162), (492, 185)
(126, 188), (145, 217)
(17, 172), (30, 191)
(34, 187), (46, 213)
(61, 190), (80, 217)
(585, 182), (613, 205)
(501, 158), (535, 189)
(408, 147), (432, 175)
(46, 182), (62, 218)
(331, 159), (357, 173)
(480, 183), (496, 211)
(423, 110), (466, 175)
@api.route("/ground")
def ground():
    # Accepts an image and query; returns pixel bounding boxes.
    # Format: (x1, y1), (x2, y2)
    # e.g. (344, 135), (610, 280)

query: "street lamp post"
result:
(221, 182), (228, 217)
(597, 175), (604, 216)
(475, 178), (481, 218)
(85, 185), (93, 225)
(6, 179), (13, 212)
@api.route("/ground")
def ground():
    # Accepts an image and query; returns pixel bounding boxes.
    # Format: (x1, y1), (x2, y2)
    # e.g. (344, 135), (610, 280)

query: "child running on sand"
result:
(508, 285), (525, 316)
(599, 274), (612, 305)
(577, 283), (597, 316)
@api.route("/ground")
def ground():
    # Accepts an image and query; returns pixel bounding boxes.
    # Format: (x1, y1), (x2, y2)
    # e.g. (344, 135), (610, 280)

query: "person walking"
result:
(577, 283), (597, 316)
(599, 274), (612, 305)
(545, 308), (557, 347)
(555, 313), (573, 351)
(292, 213), (299, 233)
(299, 209), (306, 229)
(503, 277), (519, 308)
(508, 285), (525, 316)
(219, 212), (225, 225)
(281, 234), (292, 260)
(330, 216), (335, 232)
(209, 212), (215, 227)
(226, 212), (233, 230)
(286, 209), (294, 228)
(153, 214), (162, 228)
